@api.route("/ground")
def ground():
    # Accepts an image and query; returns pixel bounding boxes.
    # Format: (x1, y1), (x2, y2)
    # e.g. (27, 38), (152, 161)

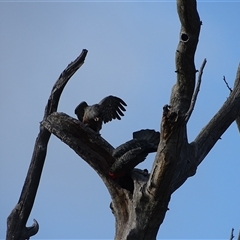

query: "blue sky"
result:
(0, 1), (240, 240)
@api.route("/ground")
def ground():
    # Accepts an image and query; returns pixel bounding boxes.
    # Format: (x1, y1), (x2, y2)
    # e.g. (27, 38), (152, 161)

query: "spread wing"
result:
(74, 101), (88, 121)
(99, 95), (127, 123)
(113, 139), (146, 159)
(111, 129), (160, 175)
(133, 129), (160, 148)
(110, 147), (148, 174)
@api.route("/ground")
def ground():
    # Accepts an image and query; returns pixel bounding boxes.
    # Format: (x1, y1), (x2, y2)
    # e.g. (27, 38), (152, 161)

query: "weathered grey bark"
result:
(40, 2), (201, 238)
(7, 0), (240, 239)
(6, 49), (88, 240)
(41, 0), (240, 238)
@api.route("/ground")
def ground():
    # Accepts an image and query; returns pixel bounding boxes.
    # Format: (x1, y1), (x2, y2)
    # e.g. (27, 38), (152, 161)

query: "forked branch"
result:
(193, 64), (240, 166)
(41, 112), (115, 179)
(6, 49), (88, 240)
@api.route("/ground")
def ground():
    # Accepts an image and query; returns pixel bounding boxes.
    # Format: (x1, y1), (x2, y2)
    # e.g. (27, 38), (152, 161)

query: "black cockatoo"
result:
(74, 95), (127, 133)
(109, 129), (160, 179)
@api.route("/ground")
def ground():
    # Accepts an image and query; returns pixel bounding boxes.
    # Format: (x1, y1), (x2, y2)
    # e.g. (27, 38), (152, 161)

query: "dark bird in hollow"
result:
(74, 95), (127, 133)
(109, 129), (160, 179)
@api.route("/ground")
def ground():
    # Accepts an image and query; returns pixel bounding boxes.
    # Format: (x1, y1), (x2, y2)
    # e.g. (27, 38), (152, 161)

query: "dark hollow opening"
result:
(181, 33), (189, 42)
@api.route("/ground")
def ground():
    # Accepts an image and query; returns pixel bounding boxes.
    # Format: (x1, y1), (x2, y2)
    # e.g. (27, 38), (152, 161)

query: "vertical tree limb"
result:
(170, 0), (201, 113)
(147, 0), (201, 197)
(6, 49), (88, 240)
(185, 58), (207, 122)
(141, 0), (202, 236)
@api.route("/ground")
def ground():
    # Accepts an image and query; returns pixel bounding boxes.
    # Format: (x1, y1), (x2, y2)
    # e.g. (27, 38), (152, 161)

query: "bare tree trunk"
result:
(41, 0), (240, 236)
(6, 0), (240, 239)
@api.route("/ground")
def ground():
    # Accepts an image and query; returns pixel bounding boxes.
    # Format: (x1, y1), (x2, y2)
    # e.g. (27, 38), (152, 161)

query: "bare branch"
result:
(229, 228), (234, 240)
(185, 58), (207, 122)
(170, 0), (201, 113)
(222, 76), (240, 133)
(193, 63), (240, 166)
(147, 0), (201, 198)
(6, 49), (88, 240)
(41, 112), (115, 178)
(223, 76), (233, 92)
(7, 0), (238, 239)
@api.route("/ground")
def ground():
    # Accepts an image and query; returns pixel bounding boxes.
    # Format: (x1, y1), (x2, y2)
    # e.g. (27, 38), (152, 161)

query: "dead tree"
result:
(6, 0), (240, 239)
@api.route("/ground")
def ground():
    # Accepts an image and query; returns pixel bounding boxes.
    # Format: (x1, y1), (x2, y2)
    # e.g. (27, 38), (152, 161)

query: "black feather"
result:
(110, 129), (160, 175)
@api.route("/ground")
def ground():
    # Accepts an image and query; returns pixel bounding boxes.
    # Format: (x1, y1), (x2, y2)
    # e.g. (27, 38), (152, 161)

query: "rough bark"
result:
(7, 0), (240, 240)
(41, 60), (240, 239)
(41, 1), (240, 239)
(6, 50), (88, 240)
